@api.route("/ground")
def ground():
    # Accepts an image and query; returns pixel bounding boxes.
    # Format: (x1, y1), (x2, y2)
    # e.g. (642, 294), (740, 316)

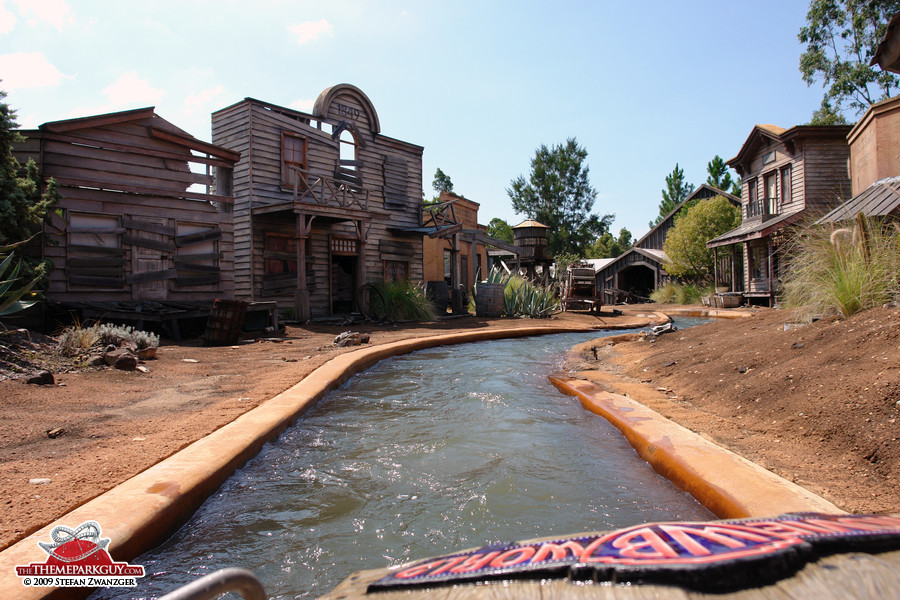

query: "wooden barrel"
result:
(475, 282), (505, 317)
(203, 299), (248, 346)
(424, 281), (449, 314)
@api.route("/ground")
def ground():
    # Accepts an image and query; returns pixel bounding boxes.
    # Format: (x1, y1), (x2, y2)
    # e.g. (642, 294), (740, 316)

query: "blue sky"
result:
(1, 0), (836, 241)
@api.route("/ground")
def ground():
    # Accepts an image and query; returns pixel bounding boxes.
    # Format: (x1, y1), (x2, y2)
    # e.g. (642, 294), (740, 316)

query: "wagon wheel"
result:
(355, 284), (389, 323)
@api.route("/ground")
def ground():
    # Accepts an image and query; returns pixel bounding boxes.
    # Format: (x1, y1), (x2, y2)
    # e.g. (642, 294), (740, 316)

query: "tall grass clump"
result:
(370, 279), (435, 321)
(58, 321), (159, 356)
(781, 217), (899, 320)
(650, 282), (706, 305)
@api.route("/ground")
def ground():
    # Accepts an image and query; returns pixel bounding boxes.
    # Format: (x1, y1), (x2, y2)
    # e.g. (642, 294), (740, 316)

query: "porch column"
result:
(713, 247), (719, 290)
(296, 213), (311, 323)
(767, 237), (774, 306)
(469, 238), (478, 283)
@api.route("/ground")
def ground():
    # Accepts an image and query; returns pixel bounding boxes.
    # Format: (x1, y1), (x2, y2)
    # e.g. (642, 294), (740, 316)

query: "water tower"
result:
(512, 220), (551, 283)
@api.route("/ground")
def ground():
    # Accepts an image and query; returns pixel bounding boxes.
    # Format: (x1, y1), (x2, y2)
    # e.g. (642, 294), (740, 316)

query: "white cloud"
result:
(102, 71), (164, 107)
(289, 98), (315, 113)
(0, 3), (16, 33)
(0, 52), (66, 89)
(12, 0), (73, 31)
(185, 85), (225, 108)
(289, 19), (332, 45)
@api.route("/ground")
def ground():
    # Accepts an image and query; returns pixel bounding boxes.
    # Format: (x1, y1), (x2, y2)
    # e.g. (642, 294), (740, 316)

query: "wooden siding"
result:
(802, 139), (852, 215)
(13, 117), (236, 304)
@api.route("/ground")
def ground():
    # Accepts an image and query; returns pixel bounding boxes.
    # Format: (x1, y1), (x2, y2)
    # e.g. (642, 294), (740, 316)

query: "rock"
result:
(27, 370), (54, 385)
(29, 478), (51, 485)
(104, 348), (137, 371)
(792, 342), (805, 349)
(737, 366), (749, 374)
(87, 355), (106, 367)
(46, 427), (65, 439)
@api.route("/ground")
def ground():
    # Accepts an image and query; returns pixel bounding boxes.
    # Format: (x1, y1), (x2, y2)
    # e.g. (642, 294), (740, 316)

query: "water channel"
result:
(92, 327), (714, 599)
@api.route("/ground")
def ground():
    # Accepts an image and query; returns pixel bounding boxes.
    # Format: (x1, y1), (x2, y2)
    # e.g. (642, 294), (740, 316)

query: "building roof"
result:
(727, 124), (853, 177)
(595, 247), (669, 276)
(36, 106), (241, 163)
(706, 209), (806, 248)
(634, 184), (740, 250)
(871, 13), (900, 73)
(513, 220), (548, 229)
(817, 176), (900, 223)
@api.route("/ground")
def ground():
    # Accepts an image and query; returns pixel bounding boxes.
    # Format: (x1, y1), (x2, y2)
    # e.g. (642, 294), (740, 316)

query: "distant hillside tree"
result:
(651, 163), (693, 227)
(507, 138), (612, 256)
(486, 217), (514, 243)
(799, 0), (900, 118)
(706, 155), (742, 198)
(662, 196), (741, 283)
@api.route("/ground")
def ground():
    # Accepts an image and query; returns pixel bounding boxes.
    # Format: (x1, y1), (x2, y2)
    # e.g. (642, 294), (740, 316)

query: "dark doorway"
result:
(618, 265), (655, 297)
(331, 255), (357, 314)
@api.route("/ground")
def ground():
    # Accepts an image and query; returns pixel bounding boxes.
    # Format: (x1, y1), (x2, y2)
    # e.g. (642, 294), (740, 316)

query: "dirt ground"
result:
(1, 304), (898, 553)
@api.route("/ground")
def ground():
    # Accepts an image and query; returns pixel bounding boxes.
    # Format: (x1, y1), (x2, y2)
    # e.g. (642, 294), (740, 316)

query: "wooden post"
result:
(356, 220), (368, 313)
(713, 247), (719, 291)
(450, 233), (462, 313)
(469, 238), (478, 284)
(296, 214), (312, 323)
(767, 237), (774, 307)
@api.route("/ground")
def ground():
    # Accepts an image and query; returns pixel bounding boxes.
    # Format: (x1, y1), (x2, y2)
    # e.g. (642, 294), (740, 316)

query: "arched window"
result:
(339, 129), (357, 170)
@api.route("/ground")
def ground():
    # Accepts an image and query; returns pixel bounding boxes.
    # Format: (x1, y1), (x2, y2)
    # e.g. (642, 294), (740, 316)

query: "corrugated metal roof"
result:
(817, 177), (900, 223)
(707, 209), (806, 247)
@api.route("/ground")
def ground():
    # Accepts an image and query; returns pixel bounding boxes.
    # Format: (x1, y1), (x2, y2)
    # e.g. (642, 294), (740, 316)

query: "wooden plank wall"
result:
(212, 96), (425, 317)
(16, 119), (235, 304)
(802, 139), (852, 215)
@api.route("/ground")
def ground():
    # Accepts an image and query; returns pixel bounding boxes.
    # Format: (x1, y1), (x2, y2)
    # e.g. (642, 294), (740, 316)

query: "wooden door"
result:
(126, 216), (174, 301)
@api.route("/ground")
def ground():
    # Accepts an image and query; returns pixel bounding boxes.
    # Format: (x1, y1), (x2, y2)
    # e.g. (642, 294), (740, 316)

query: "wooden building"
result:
(211, 85), (425, 321)
(708, 124), (852, 306)
(596, 185), (738, 303)
(422, 192), (520, 294)
(13, 108), (239, 321)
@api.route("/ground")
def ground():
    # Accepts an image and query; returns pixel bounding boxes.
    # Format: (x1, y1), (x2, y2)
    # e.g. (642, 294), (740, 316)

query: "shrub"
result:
(781, 218), (899, 320)
(476, 267), (560, 318)
(650, 282), (708, 305)
(369, 279), (435, 321)
(58, 322), (159, 356)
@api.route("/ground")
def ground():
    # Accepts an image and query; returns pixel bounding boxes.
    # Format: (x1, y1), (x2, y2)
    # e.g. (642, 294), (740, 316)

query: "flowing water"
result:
(92, 328), (714, 599)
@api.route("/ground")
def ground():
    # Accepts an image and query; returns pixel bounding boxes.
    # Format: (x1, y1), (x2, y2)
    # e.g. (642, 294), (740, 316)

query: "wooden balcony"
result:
(287, 166), (369, 211)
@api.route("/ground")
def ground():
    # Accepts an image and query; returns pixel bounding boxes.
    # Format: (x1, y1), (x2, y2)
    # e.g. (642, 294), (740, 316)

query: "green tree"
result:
(808, 98), (850, 125)
(662, 196), (741, 283)
(799, 0), (900, 118)
(424, 167), (454, 206)
(587, 227), (633, 259)
(706, 156), (734, 192)
(507, 138), (612, 256)
(486, 217), (514, 243)
(0, 89), (59, 288)
(651, 163), (693, 227)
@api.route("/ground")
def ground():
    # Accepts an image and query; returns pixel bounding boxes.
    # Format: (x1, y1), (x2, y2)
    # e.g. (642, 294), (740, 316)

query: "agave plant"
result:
(0, 237), (41, 316)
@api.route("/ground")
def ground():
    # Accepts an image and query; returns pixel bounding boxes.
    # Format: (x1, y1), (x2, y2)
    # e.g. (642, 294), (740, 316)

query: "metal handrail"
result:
(157, 568), (266, 600)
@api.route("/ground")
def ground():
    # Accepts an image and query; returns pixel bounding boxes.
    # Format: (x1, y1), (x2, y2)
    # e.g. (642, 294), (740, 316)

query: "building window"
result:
(746, 178), (758, 217)
(780, 165), (792, 206)
(764, 172), (777, 215)
(264, 233), (297, 275)
(330, 237), (358, 255)
(281, 132), (307, 187)
(384, 260), (409, 282)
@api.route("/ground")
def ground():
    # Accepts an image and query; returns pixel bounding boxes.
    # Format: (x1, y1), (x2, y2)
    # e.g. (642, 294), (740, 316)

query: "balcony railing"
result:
(287, 166), (368, 211)
(746, 198), (778, 220)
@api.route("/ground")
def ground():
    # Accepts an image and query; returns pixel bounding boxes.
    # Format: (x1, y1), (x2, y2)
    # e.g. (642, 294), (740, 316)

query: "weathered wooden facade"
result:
(596, 185), (738, 302)
(211, 86), (425, 321)
(13, 108), (239, 311)
(708, 124), (852, 306)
